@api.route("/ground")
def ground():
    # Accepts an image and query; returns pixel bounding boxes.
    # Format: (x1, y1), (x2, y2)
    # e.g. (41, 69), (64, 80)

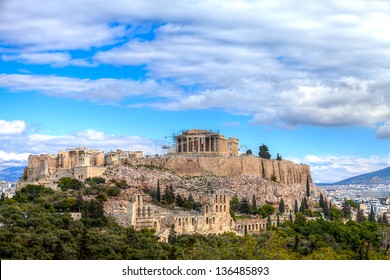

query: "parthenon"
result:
(174, 129), (239, 155)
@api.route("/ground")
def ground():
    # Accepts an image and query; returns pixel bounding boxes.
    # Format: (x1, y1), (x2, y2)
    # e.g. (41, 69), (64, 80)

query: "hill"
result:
(0, 166), (25, 182)
(332, 166), (390, 185)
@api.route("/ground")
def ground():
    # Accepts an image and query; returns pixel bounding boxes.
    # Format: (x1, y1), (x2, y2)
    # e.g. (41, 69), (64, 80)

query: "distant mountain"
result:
(331, 166), (390, 185)
(0, 167), (25, 182)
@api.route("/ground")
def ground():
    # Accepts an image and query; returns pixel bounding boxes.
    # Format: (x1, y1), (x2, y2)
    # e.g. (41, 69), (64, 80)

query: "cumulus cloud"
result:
(2, 0), (390, 131)
(376, 122), (390, 139)
(288, 154), (390, 183)
(0, 120), (26, 134)
(0, 74), (180, 103)
(0, 126), (164, 170)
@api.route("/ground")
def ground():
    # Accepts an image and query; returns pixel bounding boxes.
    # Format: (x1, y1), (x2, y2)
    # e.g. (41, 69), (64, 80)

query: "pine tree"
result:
(239, 198), (250, 214)
(276, 153), (282, 160)
(289, 211), (293, 222)
(162, 184), (175, 205)
(77, 227), (93, 260)
(0, 192), (5, 202)
(306, 177), (310, 197)
(168, 224), (177, 245)
(276, 215), (280, 227)
(156, 180), (161, 202)
(342, 198), (351, 219)
(294, 199), (299, 213)
(258, 143), (271, 159)
(300, 197), (308, 214)
(383, 213), (388, 224)
(266, 215), (272, 230)
(368, 207), (376, 223)
(357, 204), (366, 223)
(319, 193), (325, 209)
(125, 226), (139, 247)
(251, 194), (257, 212)
(279, 198), (285, 213)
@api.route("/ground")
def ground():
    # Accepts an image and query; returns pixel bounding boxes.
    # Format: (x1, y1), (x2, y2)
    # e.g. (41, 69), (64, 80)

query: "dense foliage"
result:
(0, 185), (389, 260)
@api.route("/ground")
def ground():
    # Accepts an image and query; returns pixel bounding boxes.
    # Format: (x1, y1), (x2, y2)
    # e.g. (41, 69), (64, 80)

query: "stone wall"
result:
(105, 192), (235, 241)
(126, 155), (312, 185)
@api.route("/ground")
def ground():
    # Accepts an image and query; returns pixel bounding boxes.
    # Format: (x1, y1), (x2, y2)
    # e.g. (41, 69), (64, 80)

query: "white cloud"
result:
(2, 0), (390, 131)
(0, 74), (181, 103)
(288, 154), (390, 183)
(0, 125), (164, 170)
(2, 52), (71, 65)
(376, 122), (390, 139)
(0, 120), (26, 135)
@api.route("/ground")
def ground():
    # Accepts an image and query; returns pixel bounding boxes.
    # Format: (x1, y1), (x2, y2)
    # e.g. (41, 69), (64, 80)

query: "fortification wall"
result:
(126, 155), (311, 185)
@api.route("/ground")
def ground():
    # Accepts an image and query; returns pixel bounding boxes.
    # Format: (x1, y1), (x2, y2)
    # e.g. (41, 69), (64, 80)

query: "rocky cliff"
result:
(125, 155), (312, 185)
(104, 156), (322, 212)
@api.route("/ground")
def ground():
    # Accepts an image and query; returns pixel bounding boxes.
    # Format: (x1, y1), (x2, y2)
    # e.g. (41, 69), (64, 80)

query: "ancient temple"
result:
(174, 129), (239, 156)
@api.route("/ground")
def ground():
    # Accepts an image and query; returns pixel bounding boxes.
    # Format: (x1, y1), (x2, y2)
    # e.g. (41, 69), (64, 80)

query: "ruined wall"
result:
(105, 192), (235, 240)
(126, 156), (312, 185)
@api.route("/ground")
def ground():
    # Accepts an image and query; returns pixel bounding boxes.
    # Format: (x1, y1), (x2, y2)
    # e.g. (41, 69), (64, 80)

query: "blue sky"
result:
(1, 0), (390, 183)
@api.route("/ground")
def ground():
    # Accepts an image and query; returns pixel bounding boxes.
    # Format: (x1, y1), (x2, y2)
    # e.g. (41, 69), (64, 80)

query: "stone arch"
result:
(137, 195), (141, 206)
(137, 207), (141, 217)
(178, 218), (181, 226)
(220, 205), (223, 212)
(153, 221), (158, 229)
(219, 194), (223, 203)
(224, 195), (226, 203)
(224, 205), (226, 212)
(215, 205), (218, 212)
(206, 217), (209, 224)
(213, 217), (215, 224)
(205, 205), (209, 213)
(142, 206), (145, 217)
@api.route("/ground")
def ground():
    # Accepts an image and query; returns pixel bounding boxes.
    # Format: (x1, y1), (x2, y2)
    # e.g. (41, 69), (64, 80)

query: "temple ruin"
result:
(174, 129), (239, 156)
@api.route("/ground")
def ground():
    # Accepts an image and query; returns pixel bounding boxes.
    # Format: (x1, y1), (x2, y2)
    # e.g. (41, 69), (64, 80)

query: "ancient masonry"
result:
(23, 148), (142, 185)
(19, 129), (310, 238)
(105, 192), (278, 241)
(174, 129), (239, 155)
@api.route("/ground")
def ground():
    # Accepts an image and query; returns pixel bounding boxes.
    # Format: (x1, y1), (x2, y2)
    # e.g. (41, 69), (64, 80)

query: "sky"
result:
(1, 0), (390, 183)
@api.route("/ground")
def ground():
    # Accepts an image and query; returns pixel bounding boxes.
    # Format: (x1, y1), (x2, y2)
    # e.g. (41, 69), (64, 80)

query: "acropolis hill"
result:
(21, 129), (312, 187)
(19, 129), (322, 238)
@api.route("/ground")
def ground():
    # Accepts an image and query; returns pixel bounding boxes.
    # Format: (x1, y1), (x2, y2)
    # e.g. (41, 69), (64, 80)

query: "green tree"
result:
(258, 143), (271, 159)
(251, 194), (257, 212)
(57, 177), (84, 191)
(77, 227), (93, 260)
(276, 153), (282, 160)
(230, 194), (240, 212)
(357, 205), (366, 223)
(168, 224), (177, 245)
(342, 198), (352, 219)
(266, 215), (272, 230)
(319, 193), (325, 209)
(162, 184), (175, 205)
(279, 198), (285, 213)
(246, 149), (253, 155)
(294, 199), (299, 213)
(0, 192), (5, 203)
(239, 198), (250, 214)
(125, 226), (139, 247)
(368, 207), (376, 223)
(156, 180), (161, 202)
(306, 177), (310, 197)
